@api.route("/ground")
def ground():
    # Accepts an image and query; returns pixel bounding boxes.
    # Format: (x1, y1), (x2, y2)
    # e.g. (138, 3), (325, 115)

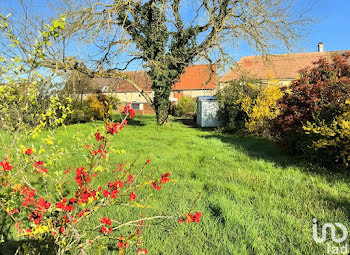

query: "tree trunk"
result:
(153, 86), (171, 125)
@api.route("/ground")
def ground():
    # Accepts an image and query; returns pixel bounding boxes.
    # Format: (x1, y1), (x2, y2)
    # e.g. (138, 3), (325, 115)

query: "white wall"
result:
(197, 100), (222, 127)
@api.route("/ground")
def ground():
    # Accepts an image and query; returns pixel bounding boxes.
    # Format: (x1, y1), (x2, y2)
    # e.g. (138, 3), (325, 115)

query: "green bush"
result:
(69, 107), (92, 124)
(176, 96), (197, 117)
(216, 80), (259, 132)
(67, 95), (120, 124)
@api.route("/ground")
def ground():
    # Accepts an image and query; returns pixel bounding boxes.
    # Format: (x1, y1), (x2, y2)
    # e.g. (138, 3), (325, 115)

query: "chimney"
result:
(318, 42), (324, 52)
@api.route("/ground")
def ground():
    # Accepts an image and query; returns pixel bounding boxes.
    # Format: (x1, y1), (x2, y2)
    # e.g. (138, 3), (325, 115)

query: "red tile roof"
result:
(172, 64), (216, 90)
(220, 51), (350, 82)
(92, 71), (153, 93)
(92, 64), (216, 93)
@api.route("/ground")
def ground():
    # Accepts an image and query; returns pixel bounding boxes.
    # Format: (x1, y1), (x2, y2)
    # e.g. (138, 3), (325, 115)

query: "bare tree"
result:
(1, 0), (311, 124)
(64, 70), (93, 104)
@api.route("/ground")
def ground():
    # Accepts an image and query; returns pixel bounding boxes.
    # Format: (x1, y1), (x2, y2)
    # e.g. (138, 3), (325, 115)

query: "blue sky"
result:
(229, 0), (350, 60)
(1, 0), (349, 70)
(287, 0), (350, 53)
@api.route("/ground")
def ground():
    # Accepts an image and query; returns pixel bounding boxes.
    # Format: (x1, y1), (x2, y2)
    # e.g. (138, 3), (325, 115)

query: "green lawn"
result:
(2, 114), (350, 254)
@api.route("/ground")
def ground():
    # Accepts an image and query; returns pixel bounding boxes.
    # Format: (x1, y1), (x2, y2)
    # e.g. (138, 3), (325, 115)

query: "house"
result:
(219, 43), (349, 88)
(92, 64), (217, 114)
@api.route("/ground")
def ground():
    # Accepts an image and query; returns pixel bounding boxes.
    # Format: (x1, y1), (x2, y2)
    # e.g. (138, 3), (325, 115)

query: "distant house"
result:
(219, 43), (349, 89)
(92, 64), (217, 114)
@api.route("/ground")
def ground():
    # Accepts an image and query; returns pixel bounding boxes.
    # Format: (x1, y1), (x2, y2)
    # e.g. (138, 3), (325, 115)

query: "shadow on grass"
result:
(174, 118), (219, 133)
(111, 114), (159, 127)
(124, 118), (146, 127)
(320, 193), (350, 219)
(176, 118), (196, 127)
(202, 133), (350, 180)
(0, 239), (58, 255)
(202, 133), (350, 220)
(0, 211), (12, 246)
(0, 200), (59, 255)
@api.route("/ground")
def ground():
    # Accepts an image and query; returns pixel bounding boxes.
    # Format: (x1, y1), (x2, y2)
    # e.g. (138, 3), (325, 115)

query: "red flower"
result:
(95, 132), (104, 141)
(35, 161), (43, 167)
(129, 191), (136, 201)
(33, 161), (47, 174)
(26, 229), (32, 236)
(146, 159), (150, 164)
(137, 249), (148, 254)
(25, 148), (33, 155)
(99, 217), (112, 225)
(108, 180), (123, 191)
(186, 213), (195, 223)
(64, 167), (72, 174)
(16, 185), (38, 207)
(123, 105), (135, 118)
(69, 198), (78, 204)
(37, 197), (51, 211)
(75, 187), (96, 204)
(118, 163), (123, 172)
(28, 211), (43, 224)
(160, 172), (170, 184)
(110, 189), (119, 199)
(74, 167), (91, 187)
(126, 174), (134, 184)
(106, 122), (124, 135)
(195, 211), (202, 222)
(56, 198), (74, 212)
(77, 209), (89, 217)
(103, 190), (110, 197)
(183, 211), (201, 223)
(150, 181), (161, 190)
(63, 215), (70, 223)
(92, 148), (107, 158)
(60, 227), (65, 234)
(118, 236), (127, 248)
(178, 219), (184, 224)
(0, 158), (12, 171)
(99, 226), (113, 235)
(123, 105), (129, 115)
(40, 168), (48, 174)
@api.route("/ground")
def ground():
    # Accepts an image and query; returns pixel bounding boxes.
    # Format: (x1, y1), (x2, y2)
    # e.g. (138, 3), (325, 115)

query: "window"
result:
(102, 86), (109, 93)
(131, 103), (143, 110)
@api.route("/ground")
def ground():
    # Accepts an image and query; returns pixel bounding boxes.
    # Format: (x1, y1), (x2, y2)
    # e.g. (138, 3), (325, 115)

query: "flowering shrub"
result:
(0, 107), (201, 254)
(69, 94), (120, 124)
(216, 77), (283, 136)
(271, 53), (350, 166)
(303, 100), (350, 166)
(0, 13), (201, 254)
(0, 14), (72, 136)
(238, 78), (283, 135)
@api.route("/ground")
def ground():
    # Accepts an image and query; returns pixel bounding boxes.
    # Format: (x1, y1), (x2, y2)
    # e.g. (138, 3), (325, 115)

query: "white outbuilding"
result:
(196, 96), (222, 128)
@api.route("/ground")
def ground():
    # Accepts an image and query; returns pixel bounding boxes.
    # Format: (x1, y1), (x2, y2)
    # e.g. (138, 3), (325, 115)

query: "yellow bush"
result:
(238, 78), (283, 134)
(86, 94), (107, 120)
(303, 100), (350, 166)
